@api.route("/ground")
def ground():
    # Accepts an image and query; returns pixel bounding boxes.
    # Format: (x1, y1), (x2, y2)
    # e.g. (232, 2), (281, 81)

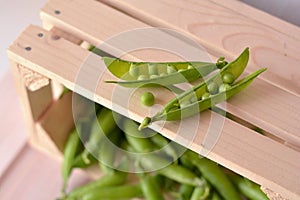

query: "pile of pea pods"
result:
(59, 100), (268, 200)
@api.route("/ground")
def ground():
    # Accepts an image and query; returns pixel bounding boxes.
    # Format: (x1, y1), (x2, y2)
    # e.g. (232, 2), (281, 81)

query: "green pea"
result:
(180, 100), (190, 108)
(218, 83), (231, 93)
(222, 72), (235, 84)
(138, 75), (149, 80)
(201, 92), (210, 100)
(187, 64), (194, 69)
(207, 82), (219, 95)
(150, 74), (159, 79)
(167, 65), (177, 74)
(129, 64), (139, 78)
(141, 92), (155, 107)
(148, 64), (158, 75)
(189, 96), (198, 103)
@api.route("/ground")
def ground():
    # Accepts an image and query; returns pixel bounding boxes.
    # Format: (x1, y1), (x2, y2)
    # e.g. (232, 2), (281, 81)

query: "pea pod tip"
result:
(138, 117), (152, 131)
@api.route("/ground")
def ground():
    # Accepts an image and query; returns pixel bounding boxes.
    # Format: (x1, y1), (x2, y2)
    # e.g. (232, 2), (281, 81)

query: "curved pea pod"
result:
(138, 48), (250, 129)
(80, 184), (143, 200)
(185, 151), (240, 200)
(139, 67), (266, 130)
(139, 154), (205, 187)
(140, 175), (166, 200)
(80, 107), (120, 164)
(67, 171), (127, 199)
(228, 173), (269, 200)
(103, 56), (219, 87)
(61, 128), (81, 193)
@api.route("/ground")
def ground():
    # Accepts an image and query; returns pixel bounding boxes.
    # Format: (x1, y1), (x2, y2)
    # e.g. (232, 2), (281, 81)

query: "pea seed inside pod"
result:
(222, 72), (235, 84)
(207, 82), (219, 95)
(188, 64), (194, 70)
(150, 74), (159, 79)
(138, 75), (149, 80)
(167, 65), (177, 74)
(180, 100), (190, 108)
(202, 92), (210, 100)
(148, 64), (158, 75)
(178, 69), (186, 73)
(219, 83), (231, 93)
(129, 64), (139, 78)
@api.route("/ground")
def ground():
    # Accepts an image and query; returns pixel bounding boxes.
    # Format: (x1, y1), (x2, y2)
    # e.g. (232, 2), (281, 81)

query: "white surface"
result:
(0, 0), (48, 79)
(241, 0), (300, 27)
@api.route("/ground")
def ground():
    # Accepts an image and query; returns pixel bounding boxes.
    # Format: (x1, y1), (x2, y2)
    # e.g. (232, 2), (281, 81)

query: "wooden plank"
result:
(211, 0), (300, 41)
(39, 0), (300, 148)
(7, 25), (300, 199)
(99, 0), (300, 96)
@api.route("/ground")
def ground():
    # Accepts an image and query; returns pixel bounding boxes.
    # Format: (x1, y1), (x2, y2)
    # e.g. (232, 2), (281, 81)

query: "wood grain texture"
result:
(100, 0), (300, 96)
(39, 0), (300, 148)
(7, 25), (300, 199)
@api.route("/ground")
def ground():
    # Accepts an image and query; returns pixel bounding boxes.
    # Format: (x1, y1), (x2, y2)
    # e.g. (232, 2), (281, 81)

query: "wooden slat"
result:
(39, 0), (300, 150)
(100, 0), (300, 96)
(7, 25), (300, 200)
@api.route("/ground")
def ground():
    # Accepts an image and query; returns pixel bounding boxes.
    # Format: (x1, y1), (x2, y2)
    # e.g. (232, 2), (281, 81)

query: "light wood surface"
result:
(100, 0), (300, 96)
(39, 0), (300, 147)
(7, 25), (300, 199)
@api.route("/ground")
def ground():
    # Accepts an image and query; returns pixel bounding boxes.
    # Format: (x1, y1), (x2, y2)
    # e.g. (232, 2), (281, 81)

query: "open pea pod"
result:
(103, 57), (222, 87)
(166, 47), (250, 108)
(140, 68), (266, 128)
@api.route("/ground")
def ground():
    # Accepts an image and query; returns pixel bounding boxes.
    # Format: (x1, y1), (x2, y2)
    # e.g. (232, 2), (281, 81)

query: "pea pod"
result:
(61, 128), (81, 194)
(122, 117), (156, 153)
(80, 107), (119, 164)
(139, 66), (266, 129)
(228, 173), (269, 200)
(177, 184), (194, 200)
(104, 56), (221, 87)
(80, 184), (143, 200)
(190, 185), (210, 200)
(138, 48), (251, 129)
(139, 154), (205, 187)
(140, 175), (166, 200)
(184, 151), (240, 200)
(150, 133), (178, 162)
(67, 171), (127, 199)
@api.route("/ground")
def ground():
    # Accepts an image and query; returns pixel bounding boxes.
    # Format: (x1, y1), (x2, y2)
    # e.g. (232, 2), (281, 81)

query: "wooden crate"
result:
(7, 0), (300, 199)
